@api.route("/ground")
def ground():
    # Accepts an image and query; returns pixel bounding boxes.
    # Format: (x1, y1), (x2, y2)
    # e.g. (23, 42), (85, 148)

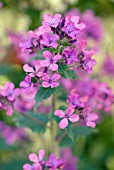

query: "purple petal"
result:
(51, 73), (61, 81)
(23, 64), (34, 73)
(59, 118), (68, 129)
(49, 63), (58, 71)
(54, 110), (65, 118)
(42, 81), (50, 88)
(69, 114), (79, 122)
(29, 153), (38, 163)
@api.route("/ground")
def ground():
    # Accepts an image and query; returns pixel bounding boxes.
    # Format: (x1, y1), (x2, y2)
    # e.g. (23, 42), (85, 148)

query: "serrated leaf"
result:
(59, 135), (74, 147)
(59, 126), (98, 147)
(16, 112), (49, 134)
(34, 87), (57, 112)
(58, 64), (80, 80)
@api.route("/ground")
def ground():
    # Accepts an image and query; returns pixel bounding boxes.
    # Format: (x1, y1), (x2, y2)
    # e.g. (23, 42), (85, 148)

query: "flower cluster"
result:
(19, 13), (96, 92)
(23, 149), (64, 170)
(66, 9), (103, 43)
(54, 88), (98, 129)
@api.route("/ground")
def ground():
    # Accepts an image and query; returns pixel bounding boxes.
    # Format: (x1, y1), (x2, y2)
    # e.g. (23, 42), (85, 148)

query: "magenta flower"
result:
(35, 26), (52, 36)
(1, 82), (20, 101)
(20, 76), (33, 92)
(83, 57), (96, 74)
(42, 73), (60, 88)
(62, 16), (85, 38)
(84, 107), (98, 128)
(40, 50), (61, 71)
(63, 47), (78, 65)
(67, 89), (88, 110)
(54, 107), (79, 129)
(23, 163), (42, 170)
(42, 14), (62, 28)
(23, 61), (43, 77)
(62, 22), (78, 39)
(46, 153), (64, 170)
(40, 33), (59, 48)
(29, 149), (45, 165)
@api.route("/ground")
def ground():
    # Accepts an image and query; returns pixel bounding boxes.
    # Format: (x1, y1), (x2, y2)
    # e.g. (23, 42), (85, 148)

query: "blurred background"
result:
(0, 0), (114, 170)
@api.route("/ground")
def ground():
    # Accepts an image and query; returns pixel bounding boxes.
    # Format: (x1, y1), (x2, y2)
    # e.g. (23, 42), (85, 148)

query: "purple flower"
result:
(29, 149), (45, 165)
(83, 57), (96, 74)
(63, 47), (78, 65)
(67, 89), (88, 109)
(42, 73), (60, 88)
(62, 16), (85, 38)
(62, 22), (78, 39)
(46, 153), (64, 170)
(40, 50), (61, 71)
(40, 33), (59, 48)
(23, 61), (43, 77)
(23, 163), (42, 170)
(84, 107), (98, 128)
(35, 26), (52, 36)
(1, 82), (20, 101)
(42, 14), (62, 28)
(54, 107), (79, 129)
(20, 76), (33, 92)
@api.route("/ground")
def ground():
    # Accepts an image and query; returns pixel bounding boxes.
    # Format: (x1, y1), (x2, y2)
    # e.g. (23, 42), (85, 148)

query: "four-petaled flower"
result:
(1, 82), (20, 101)
(29, 149), (45, 165)
(42, 14), (62, 28)
(54, 107), (79, 129)
(42, 73), (60, 88)
(20, 76), (33, 92)
(40, 50), (61, 71)
(84, 107), (98, 128)
(46, 153), (64, 170)
(40, 33), (59, 48)
(23, 61), (43, 77)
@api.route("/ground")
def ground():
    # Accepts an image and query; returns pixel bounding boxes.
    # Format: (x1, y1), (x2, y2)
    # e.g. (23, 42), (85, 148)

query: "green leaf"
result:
(59, 126), (98, 147)
(34, 87), (57, 112)
(0, 137), (17, 151)
(0, 159), (27, 170)
(58, 64), (80, 80)
(59, 135), (74, 147)
(16, 112), (49, 134)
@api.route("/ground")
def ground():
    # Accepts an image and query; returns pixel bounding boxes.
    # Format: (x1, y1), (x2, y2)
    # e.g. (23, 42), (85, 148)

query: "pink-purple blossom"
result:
(42, 14), (62, 28)
(40, 33), (59, 48)
(84, 107), (98, 128)
(67, 89), (88, 110)
(20, 76), (33, 92)
(46, 153), (64, 170)
(40, 50), (61, 71)
(1, 82), (20, 101)
(42, 73), (60, 88)
(54, 107), (79, 129)
(23, 61), (43, 77)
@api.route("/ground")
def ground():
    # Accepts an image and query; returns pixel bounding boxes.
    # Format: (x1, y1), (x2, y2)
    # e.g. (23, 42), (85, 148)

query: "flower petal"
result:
(38, 149), (45, 161)
(54, 110), (65, 118)
(51, 73), (61, 81)
(69, 114), (79, 122)
(42, 81), (50, 88)
(23, 64), (34, 73)
(29, 153), (38, 163)
(59, 118), (68, 129)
